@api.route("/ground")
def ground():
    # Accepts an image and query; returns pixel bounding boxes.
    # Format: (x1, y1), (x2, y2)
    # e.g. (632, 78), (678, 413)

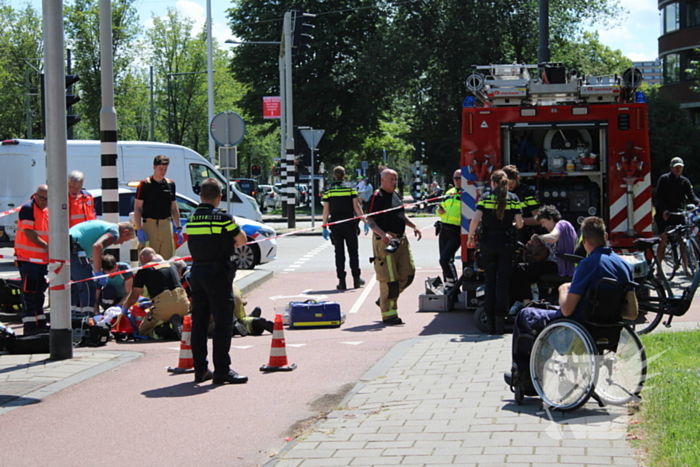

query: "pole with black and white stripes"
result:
(99, 0), (127, 263)
(283, 11), (296, 228)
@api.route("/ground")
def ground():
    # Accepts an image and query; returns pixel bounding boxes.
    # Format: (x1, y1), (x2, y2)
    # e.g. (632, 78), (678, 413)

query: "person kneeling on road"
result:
(505, 217), (638, 388)
(121, 248), (189, 339)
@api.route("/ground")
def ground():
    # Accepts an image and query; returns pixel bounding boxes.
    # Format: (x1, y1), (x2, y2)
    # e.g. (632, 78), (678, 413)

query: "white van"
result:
(0, 139), (262, 241)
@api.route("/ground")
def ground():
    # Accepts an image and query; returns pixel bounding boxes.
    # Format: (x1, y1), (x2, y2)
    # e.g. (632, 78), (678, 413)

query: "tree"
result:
(552, 31), (633, 77)
(64, 0), (141, 139)
(0, 2), (43, 139)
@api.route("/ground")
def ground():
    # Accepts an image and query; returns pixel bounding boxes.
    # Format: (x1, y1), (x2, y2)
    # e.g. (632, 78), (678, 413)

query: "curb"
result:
(235, 269), (273, 296)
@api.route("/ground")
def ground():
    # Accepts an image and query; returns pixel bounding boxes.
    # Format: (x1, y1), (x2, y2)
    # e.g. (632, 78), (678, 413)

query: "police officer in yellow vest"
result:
(436, 169), (463, 291)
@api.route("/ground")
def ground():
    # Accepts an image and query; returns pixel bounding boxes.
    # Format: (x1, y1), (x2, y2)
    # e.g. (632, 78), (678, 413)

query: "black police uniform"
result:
(512, 181), (540, 243)
(322, 180), (362, 287)
(476, 190), (522, 333)
(185, 203), (242, 380)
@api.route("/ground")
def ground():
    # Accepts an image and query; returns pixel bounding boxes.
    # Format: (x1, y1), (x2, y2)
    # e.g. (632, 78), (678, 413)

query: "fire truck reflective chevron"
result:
(461, 63), (652, 253)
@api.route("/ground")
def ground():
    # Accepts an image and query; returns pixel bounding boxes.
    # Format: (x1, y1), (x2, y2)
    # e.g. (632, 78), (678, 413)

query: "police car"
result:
(88, 188), (277, 269)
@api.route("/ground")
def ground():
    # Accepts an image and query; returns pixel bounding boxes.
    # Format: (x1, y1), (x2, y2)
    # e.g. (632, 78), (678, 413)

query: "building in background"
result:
(634, 59), (662, 86)
(659, 0), (700, 123)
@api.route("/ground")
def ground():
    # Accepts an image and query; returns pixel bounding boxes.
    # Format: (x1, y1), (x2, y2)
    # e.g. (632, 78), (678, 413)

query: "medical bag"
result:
(286, 300), (344, 329)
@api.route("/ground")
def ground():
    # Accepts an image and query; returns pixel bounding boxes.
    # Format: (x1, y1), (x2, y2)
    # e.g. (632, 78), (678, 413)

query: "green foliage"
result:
(64, 0), (141, 140)
(638, 330), (700, 467)
(645, 85), (700, 184)
(0, 1), (43, 139)
(552, 31), (633, 76)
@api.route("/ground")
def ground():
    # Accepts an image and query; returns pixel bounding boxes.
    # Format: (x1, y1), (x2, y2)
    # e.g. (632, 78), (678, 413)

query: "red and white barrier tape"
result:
(0, 205), (21, 219)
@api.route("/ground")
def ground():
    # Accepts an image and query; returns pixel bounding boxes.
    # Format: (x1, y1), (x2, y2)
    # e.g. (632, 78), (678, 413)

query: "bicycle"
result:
(631, 237), (699, 334)
(659, 206), (700, 281)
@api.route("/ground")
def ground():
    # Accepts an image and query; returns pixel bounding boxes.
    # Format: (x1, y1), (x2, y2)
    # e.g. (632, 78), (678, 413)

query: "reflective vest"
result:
(69, 190), (97, 227)
(15, 200), (49, 263)
(439, 187), (462, 226)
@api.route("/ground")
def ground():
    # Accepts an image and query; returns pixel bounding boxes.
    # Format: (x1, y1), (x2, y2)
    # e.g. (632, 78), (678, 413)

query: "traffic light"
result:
(292, 11), (315, 65)
(251, 165), (261, 176)
(40, 73), (81, 136)
(294, 125), (311, 166)
(65, 74), (81, 129)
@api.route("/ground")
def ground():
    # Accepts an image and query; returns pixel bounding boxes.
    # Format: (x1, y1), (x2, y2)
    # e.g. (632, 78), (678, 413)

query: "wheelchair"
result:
(508, 279), (647, 411)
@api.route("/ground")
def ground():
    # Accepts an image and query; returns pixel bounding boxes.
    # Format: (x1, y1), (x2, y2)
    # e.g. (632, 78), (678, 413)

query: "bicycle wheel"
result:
(685, 237), (700, 276)
(632, 275), (666, 335)
(595, 325), (647, 406)
(661, 240), (680, 281)
(530, 320), (598, 411)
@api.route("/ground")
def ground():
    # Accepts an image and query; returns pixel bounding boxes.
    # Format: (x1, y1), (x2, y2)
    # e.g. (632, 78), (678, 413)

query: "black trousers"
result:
(438, 223), (461, 286)
(330, 221), (360, 280)
(481, 237), (515, 326)
(511, 261), (558, 302)
(189, 262), (236, 376)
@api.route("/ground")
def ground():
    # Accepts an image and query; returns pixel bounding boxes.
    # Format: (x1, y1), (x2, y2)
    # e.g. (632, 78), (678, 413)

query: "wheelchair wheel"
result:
(473, 306), (489, 333)
(530, 320), (598, 411)
(594, 325), (646, 406)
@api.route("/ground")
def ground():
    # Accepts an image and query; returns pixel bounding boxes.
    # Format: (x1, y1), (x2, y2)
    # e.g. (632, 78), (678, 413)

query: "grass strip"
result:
(635, 330), (700, 467)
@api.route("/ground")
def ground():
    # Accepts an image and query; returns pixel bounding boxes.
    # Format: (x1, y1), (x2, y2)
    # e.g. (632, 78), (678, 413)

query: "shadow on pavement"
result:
(0, 395), (40, 407)
(141, 380), (218, 398)
(418, 309), (477, 336)
(341, 322), (387, 332)
(0, 359), (50, 375)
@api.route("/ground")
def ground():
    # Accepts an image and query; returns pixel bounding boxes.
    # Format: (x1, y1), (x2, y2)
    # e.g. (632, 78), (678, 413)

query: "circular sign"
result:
(210, 111), (246, 146)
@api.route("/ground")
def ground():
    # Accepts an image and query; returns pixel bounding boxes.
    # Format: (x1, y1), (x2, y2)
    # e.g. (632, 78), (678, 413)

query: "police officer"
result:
(503, 165), (540, 244)
(367, 168), (422, 325)
(322, 166), (367, 290)
(467, 170), (523, 334)
(15, 185), (49, 334)
(68, 170), (96, 227)
(134, 155), (183, 260)
(436, 169), (463, 291)
(185, 178), (248, 384)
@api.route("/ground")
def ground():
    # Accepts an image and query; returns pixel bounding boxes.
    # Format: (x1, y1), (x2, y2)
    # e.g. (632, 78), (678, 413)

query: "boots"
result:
(353, 275), (365, 289)
(336, 278), (347, 290)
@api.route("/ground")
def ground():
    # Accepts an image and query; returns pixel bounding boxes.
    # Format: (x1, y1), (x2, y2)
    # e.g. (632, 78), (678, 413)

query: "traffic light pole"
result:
(283, 11), (296, 228)
(43, 0), (72, 360)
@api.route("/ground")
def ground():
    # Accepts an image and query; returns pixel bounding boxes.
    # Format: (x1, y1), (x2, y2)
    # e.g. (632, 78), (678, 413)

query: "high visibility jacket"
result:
(439, 187), (462, 226)
(15, 200), (49, 263)
(69, 190), (97, 227)
(322, 181), (358, 222)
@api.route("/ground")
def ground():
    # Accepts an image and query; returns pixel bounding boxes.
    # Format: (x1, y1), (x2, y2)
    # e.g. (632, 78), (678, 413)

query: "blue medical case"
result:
(287, 300), (343, 329)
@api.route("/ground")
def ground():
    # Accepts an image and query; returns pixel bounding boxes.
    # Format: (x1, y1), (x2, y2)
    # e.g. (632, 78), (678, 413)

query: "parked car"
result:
(234, 178), (267, 212)
(274, 182), (300, 205)
(296, 184), (309, 206)
(260, 184), (282, 211)
(89, 188), (277, 269)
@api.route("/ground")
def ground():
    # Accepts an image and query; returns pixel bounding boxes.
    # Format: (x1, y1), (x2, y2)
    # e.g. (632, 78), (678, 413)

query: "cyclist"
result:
(655, 157), (700, 274)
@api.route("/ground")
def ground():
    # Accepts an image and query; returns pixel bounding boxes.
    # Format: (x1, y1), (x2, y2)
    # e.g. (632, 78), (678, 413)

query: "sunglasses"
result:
(36, 195), (48, 201)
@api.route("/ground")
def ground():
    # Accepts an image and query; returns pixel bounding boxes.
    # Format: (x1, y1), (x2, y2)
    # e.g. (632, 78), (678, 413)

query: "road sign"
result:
(263, 96), (281, 119)
(361, 160), (369, 170)
(210, 111), (245, 146)
(300, 129), (324, 150)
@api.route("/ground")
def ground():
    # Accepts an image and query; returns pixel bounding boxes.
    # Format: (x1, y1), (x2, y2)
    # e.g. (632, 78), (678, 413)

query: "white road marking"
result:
(348, 274), (377, 314)
(231, 345), (254, 350)
(286, 343), (306, 347)
(280, 241), (331, 274)
(340, 341), (364, 346)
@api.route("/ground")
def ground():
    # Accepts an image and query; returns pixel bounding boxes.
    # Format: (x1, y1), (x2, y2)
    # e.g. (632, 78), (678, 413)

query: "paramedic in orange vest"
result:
(15, 185), (50, 334)
(68, 170), (96, 227)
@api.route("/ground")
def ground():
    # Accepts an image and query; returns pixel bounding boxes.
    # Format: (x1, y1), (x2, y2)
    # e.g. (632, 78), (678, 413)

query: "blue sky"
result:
(11, 0), (660, 61)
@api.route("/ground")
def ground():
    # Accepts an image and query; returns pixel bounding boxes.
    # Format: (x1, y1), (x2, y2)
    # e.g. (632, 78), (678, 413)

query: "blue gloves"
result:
(136, 229), (147, 244)
(93, 271), (108, 287)
(322, 227), (330, 241)
(117, 305), (128, 315)
(363, 223), (370, 235)
(176, 231), (184, 246)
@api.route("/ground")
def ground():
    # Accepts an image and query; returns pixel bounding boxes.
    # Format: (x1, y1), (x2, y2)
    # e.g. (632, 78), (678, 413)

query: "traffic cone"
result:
(167, 314), (195, 374)
(260, 314), (297, 372)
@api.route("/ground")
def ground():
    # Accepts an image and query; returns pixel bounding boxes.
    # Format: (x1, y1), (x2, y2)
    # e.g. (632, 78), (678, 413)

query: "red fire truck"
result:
(460, 63), (651, 254)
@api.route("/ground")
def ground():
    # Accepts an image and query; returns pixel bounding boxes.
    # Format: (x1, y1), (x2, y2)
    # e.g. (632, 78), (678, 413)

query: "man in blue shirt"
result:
(506, 217), (638, 385)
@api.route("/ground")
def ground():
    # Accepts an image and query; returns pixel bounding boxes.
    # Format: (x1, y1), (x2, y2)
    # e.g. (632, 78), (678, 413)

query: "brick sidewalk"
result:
(265, 334), (639, 467)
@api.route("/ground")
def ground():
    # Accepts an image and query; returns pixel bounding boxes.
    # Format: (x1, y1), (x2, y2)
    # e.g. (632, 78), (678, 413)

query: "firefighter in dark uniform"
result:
(503, 165), (540, 244)
(367, 168), (422, 325)
(322, 166), (368, 290)
(436, 169), (463, 291)
(467, 170), (523, 334)
(185, 178), (248, 385)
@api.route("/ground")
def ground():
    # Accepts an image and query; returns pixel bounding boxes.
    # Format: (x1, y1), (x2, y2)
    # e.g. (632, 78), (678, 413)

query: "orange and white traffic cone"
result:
(167, 314), (195, 374)
(260, 314), (297, 372)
